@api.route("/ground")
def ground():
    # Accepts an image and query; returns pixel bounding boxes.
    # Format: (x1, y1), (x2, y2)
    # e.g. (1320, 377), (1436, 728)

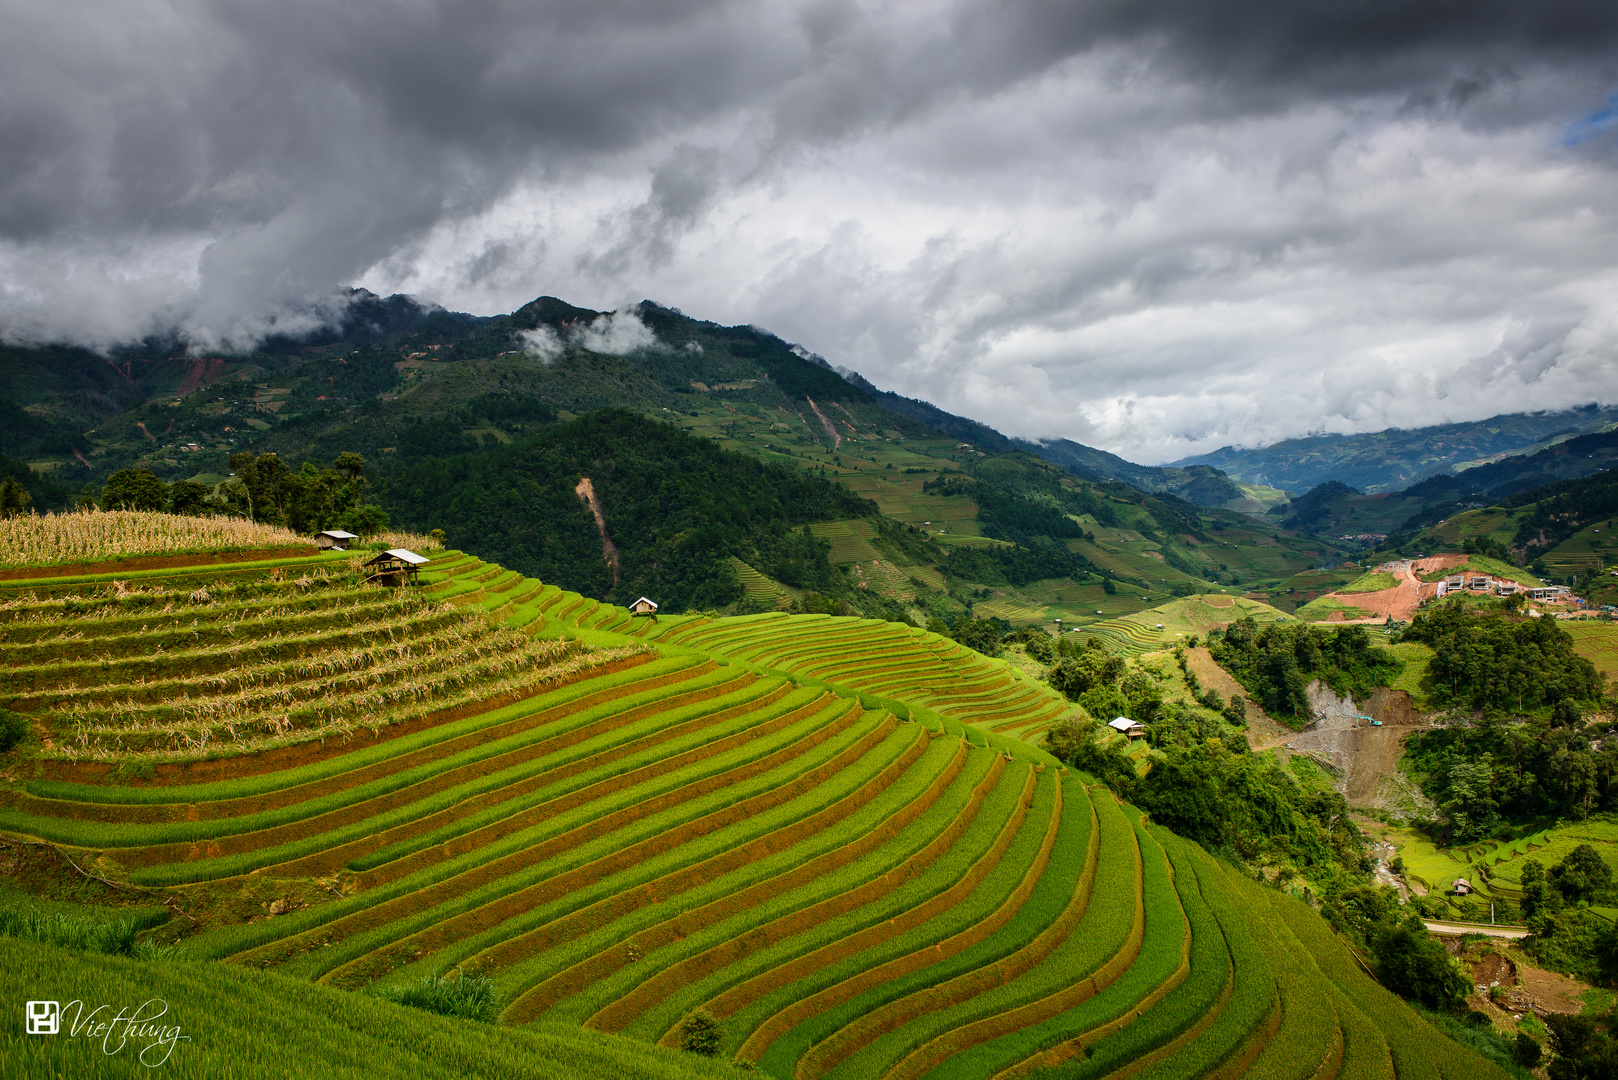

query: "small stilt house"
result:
(1451, 878), (1472, 896)
(315, 530), (360, 551)
(1108, 716), (1146, 739)
(363, 548), (429, 586)
(628, 596), (660, 618)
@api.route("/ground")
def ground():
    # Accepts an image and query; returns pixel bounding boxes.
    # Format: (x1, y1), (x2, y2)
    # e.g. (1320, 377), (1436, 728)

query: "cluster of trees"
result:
(1045, 709), (1370, 880)
(1400, 603), (1604, 715)
(1317, 886), (1473, 1011)
(1045, 637), (1165, 725)
(941, 543), (1096, 588)
(1405, 721), (1618, 841)
(97, 453), (390, 537)
(385, 410), (874, 611)
(0, 451), (69, 515)
(226, 451), (388, 534)
(1211, 618), (1403, 724)
(1461, 533), (1519, 566)
(1511, 465), (1618, 556)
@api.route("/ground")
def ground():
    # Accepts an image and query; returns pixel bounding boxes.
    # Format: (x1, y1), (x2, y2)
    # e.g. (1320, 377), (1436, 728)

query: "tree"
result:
(0, 477), (31, 518)
(338, 504), (390, 537)
(101, 468), (168, 511)
(1047, 641), (1126, 701)
(1521, 858), (1561, 924)
(1372, 915), (1471, 1011)
(1550, 844), (1613, 905)
(949, 614), (1003, 657)
(1440, 758), (1498, 843)
(169, 479), (211, 515)
(1513, 1033), (1542, 1068)
(1545, 1012), (1618, 1080)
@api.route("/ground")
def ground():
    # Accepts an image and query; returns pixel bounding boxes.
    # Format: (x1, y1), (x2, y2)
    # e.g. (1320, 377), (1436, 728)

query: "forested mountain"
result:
(1175, 403), (1618, 495)
(1272, 429), (1618, 542)
(0, 291), (1349, 624)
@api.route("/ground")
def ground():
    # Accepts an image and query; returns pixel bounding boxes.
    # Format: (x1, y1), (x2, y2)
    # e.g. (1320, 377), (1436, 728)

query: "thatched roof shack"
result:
(316, 530), (359, 551)
(363, 548), (429, 585)
(628, 596), (660, 617)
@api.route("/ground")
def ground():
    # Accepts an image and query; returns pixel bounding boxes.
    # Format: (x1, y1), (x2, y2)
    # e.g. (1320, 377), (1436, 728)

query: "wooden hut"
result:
(628, 596), (660, 617)
(363, 548), (429, 586)
(1107, 716), (1146, 739)
(1451, 878), (1472, 896)
(315, 530), (359, 551)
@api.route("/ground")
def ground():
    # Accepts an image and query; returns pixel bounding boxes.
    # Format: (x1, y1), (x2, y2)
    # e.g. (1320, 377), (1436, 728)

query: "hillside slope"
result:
(0, 526), (1515, 1080)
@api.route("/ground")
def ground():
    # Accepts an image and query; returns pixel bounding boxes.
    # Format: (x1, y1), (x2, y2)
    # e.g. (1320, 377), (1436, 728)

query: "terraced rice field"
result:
(807, 521), (883, 564)
(0, 547), (1511, 1080)
(1566, 622), (1618, 678)
(635, 612), (1075, 746)
(730, 558), (792, 607)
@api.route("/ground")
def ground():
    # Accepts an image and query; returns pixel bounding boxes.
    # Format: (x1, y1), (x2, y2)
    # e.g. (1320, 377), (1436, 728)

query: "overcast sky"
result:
(4, 0), (1618, 462)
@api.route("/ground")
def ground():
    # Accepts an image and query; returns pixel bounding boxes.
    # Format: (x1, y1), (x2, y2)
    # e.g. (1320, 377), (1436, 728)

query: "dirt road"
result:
(1182, 647), (1292, 749)
(1316, 554), (1469, 623)
(1424, 921), (1529, 939)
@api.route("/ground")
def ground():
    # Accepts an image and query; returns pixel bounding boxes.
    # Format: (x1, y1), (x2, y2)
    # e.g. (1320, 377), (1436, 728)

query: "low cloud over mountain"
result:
(4, 0), (1618, 460)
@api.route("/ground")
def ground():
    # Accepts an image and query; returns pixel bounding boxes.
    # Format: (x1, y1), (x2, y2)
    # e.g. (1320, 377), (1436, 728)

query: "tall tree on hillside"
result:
(0, 477), (31, 518)
(101, 468), (168, 511)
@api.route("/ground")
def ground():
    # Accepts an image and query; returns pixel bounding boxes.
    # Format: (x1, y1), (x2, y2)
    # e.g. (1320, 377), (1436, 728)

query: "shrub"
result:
(0, 710), (30, 753)
(678, 1010), (723, 1056)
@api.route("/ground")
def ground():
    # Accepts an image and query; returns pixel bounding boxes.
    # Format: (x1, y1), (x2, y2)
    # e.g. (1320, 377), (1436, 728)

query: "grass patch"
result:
(1339, 572), (1399, 594)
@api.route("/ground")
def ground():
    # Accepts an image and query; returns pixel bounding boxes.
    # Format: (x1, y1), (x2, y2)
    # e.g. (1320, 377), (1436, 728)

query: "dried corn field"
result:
(0, 509), (443, 569)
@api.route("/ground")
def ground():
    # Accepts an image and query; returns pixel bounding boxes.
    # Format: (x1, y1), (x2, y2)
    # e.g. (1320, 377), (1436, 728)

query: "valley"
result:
(0, 520), (1520, 1079)
(2, 292), (1616, 1078)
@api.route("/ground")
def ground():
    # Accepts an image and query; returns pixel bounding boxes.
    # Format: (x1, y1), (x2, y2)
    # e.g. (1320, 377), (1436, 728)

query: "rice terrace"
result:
(0, 512), (1516, 1079)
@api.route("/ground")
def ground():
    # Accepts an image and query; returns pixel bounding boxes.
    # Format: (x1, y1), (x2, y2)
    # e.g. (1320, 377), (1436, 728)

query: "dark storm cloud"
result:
(2, 0), (1617, 458)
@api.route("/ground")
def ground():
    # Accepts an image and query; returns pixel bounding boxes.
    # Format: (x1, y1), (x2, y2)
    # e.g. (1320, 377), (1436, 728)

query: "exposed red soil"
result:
(175, 357), (231, 397)
(1314, 554), (1472, 623)
(573, 477), (622, 588)
(0, 547), (320, 582)
(1182, 647), (1290, 748)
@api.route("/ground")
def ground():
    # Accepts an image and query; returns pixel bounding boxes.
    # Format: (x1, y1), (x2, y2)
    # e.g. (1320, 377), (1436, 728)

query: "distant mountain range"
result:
(839, 377), (1251, 506)
(3, 288), (1612, 528)
(1172, 404), (1618, 495)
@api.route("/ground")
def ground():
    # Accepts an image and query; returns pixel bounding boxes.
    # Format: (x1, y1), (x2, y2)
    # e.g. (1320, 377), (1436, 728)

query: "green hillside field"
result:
(0, 523), (1511, 1080)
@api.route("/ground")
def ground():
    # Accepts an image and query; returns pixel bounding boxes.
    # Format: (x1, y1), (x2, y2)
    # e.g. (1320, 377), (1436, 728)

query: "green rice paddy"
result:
(0, 546), (1512, 1079)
